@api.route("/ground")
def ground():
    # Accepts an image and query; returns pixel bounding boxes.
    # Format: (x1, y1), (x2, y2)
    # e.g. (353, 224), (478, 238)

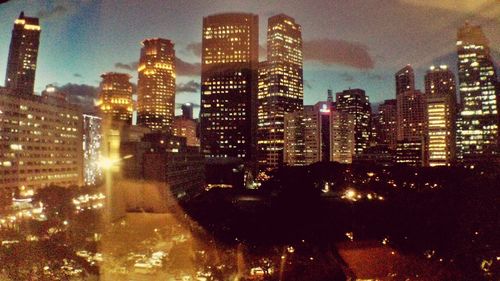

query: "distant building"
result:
(137, 38), (176, 131)
(181, 103), (194, 119)
(283, 110), (306, 165)
(355, 145), (395, 166)
(425, 65), (457, 166)
(395, 140), (424, 167)
(200, 13), (259, 162)
(331, 109), (356, 164)
(284, 96), (355, 165)
(98, 72), (133, 123)
(375, 99), (397, 149)
(5, 12), (40, 96)
(395, 65), (415, 96)
(397, 89), (426, 142)
(137, 133), (205, 200)
(335, 89), (371, 155)
(172, 116), (200, 147)
(395, 65), (426, 167)
(0, 88), (84, 204)
(83, 114), (103, 186)
(456, 22), (498, 163)
(257, 14), (303, 169)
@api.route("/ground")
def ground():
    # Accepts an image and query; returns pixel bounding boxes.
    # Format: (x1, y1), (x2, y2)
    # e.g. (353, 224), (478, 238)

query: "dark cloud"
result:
(58, 83), (99, 114)
(177, 80), (200, 93)
(175, 58), (201, 76)
(340, 72), (356, 82)
(303, 39), (375, 69)
(73, 73), (82, 78)
(366, 73), (385, 81)
(186, 42), (202, 57)
(37, 5), (68, 20)
(115, 61), (138, 71)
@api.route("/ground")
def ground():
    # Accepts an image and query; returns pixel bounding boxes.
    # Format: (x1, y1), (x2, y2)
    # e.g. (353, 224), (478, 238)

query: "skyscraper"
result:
(397, 89), (426, 141)
(425, 65), (457, 166)
(396, 89), (426, 166)
(331, 109), (355, 164)
(335, 89), (371, 155)
(283, 98), (354, 166)
(98, 72), (133, 123)
(257, 14), (303, 169)
(456, 22), (498, 163)
(5, 12), (40, 96)
(137, 38), (176, 131)
(181, 103), (194, 119)
(395, 65), (415, 96)
(200, 13), (259, 161)
(376, 99), (397, 149)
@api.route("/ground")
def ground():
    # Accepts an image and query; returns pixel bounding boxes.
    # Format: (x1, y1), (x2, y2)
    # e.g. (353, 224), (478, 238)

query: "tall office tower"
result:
(284, 110), (306, 166)
(335, 89), (371, 155)
(314, 101), (334, 162)
(137, 38), (176, 131)
(395, 65), (415, 96)
(397, 89), (426, 141)
(181, 103), (194, 119)
(396, 89), (426, 166)
(331, 110), (355, 164)
(98, 72), (133, 123)
(376, 99), (398, 149)
(5, 12), (41, 96)
(425, 65), (457, 166)
(200, 13), (259, 161)
(257, 14), (303, 169)
(456, 23), (498, 163)
(283, 106), (319, 166)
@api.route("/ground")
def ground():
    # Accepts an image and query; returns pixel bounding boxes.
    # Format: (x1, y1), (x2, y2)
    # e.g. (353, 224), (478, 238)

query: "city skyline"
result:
(0, 1), (499, 117)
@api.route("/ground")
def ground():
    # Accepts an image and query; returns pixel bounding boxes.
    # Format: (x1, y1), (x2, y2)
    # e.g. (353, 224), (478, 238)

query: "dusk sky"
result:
(0, 0), (498, 115)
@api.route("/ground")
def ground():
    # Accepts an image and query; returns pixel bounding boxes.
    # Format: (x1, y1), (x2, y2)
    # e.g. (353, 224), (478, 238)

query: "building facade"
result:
(395, 65), (415, 96)
(83, 114), (103, 186)
(257, 14), (303, 169)
(172, 116), (200, 147)
(5, 12), (40, 96)
(425, 65), (457, 166)
(376, 99), (398, 149)
(141, 134), (205, 201)
(200, 13), (259, 162)
(397, 89), (426, 142)
(335, 89), (371, 155)
(283, 100), (354, 165)
(98, 72), (133, 123)
(456, 23), (498, 163)
(0, 88), (84, 204)
(137, 38), (176, 131)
